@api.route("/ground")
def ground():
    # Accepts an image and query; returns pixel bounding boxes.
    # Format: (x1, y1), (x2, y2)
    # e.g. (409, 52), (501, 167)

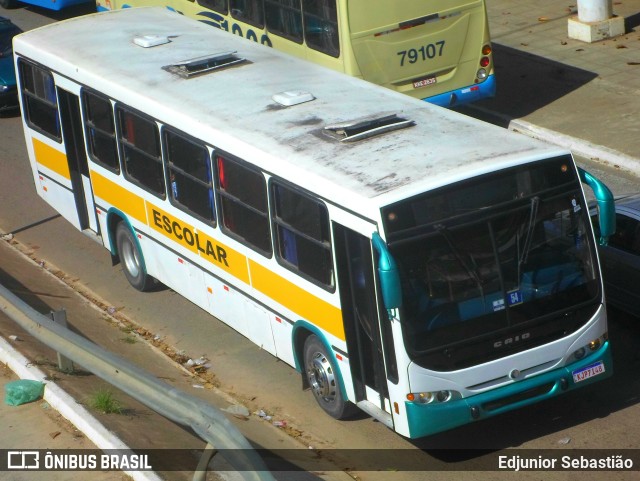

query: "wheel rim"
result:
(121, 238), (141, 279)
(307, 351), (337, 403)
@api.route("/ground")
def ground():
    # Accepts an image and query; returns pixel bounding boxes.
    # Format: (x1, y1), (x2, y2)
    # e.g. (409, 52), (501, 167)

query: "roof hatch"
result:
(272, 90), (315, 107)
(323, 114), (414, 142)
(162, 51), (246, 78)
(133, 34), (172, 48)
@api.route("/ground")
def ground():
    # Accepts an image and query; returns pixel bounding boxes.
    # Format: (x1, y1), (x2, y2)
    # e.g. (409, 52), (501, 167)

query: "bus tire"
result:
(303, 335), (356, 420)
(115, 222), (156, 292)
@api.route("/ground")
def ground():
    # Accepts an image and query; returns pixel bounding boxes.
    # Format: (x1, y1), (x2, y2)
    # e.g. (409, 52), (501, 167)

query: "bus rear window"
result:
(347, 0), (449, 34)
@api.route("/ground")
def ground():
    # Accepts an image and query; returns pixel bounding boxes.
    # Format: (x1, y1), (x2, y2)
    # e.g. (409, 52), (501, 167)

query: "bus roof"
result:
(14, 7), (568, 216)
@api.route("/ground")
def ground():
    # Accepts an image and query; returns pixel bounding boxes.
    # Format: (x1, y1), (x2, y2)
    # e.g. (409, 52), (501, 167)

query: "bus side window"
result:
(197, 0), (228, 14)
(215, 154), (272, 255)
(271, 182), (334, 289)
(265, 0), (303, 43)
(164, 129), (215, 224)
(231, 0), (265, 27)
(82, 91), (119, 173)
(18, 60), (61, 140)
(303, 0), (340, 57)
(116, 106), (165, 197)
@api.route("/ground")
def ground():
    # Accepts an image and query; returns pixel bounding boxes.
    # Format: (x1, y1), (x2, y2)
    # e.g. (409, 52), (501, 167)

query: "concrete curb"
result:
(0, 335), (163, 481)
(508, 118), (640, 177)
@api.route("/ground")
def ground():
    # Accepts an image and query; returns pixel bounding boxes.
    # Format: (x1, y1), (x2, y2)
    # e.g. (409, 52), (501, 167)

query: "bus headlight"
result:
(568, 335), (606, 364)
(476, 68), (488, 80)
(407, 390), (460, 404)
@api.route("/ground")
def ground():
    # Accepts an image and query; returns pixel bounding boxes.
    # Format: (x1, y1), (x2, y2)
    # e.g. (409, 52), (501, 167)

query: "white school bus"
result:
(14, 8), (615, 438)
(95, 0), (496, 108)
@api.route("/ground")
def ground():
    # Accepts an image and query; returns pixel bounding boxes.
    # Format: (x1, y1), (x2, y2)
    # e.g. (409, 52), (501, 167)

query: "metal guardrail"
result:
(0, 283), (275, 481)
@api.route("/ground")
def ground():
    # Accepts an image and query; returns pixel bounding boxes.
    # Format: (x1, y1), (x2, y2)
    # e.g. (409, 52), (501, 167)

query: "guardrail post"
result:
(193, 443), (218, 481)
(49, 308), (75, 373)
(568, 0), (624, 42)
(0, 283), (275, 480)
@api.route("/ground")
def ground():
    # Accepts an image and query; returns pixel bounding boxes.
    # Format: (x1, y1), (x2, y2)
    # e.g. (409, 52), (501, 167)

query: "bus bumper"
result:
(405, 340), (612, 438)
(424, 74), (496, 108)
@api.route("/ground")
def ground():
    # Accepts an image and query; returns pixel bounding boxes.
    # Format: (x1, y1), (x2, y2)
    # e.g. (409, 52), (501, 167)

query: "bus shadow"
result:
(408, 309), (640, 462)
(457, 43), (598, 126)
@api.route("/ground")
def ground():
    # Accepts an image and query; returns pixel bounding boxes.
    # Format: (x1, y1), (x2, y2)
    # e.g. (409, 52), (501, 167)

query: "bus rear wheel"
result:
(303, 335), (356, 420)
(115, 222), (156, 292)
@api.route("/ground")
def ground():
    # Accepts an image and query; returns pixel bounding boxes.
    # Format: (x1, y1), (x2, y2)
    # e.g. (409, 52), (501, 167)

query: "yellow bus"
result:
(95, 0), (496, 108)
(14, 8), (615, 438)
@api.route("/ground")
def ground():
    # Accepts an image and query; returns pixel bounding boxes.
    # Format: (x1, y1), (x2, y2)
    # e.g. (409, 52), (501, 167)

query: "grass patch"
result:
(88, 389), (123, 414)
(120, 335), (137, 344)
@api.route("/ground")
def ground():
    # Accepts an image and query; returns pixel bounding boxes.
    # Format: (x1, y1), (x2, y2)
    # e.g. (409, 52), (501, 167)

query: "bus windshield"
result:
(383, 156), (600, 371)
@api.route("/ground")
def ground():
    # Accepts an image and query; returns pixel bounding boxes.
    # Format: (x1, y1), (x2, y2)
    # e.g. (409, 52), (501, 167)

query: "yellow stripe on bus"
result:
(90, 171), (147, 223)
(249, 260), (345, 341)
(90, 171), (342, 339)
(147, 204), (250, 284)
(33, 138), (70, 180)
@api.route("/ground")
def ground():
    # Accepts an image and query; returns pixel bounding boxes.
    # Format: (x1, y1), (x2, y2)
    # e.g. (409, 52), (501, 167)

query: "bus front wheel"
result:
(115, 223), (156, 292)
(303, 335), (355, 420)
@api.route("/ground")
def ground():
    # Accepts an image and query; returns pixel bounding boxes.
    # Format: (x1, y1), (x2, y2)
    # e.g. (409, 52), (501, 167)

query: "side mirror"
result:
(372, 232), (402, 309)
(578, 167), (615, 245)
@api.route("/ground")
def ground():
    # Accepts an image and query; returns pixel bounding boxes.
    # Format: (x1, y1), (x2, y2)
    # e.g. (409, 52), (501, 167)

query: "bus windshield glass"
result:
(383, 156), (600, 370)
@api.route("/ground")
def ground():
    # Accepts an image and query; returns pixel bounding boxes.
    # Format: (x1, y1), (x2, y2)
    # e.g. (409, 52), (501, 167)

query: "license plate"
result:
(413, 77), (436, 89)
(572, 361), (605, 383)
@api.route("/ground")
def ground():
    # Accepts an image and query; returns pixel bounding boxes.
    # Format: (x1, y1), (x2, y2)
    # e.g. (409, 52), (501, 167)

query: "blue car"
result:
(0, 16), (22, 113)
(591, 193), (640, 317)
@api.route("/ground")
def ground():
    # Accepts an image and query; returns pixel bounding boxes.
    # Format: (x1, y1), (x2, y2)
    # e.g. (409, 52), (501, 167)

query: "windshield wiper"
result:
(518, 196), (540, 271)
(435, 224), (483, 289)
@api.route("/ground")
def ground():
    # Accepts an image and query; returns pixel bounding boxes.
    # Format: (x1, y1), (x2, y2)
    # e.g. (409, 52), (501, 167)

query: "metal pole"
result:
(577, 0), (613, 22)
(49, 309), (75, 373)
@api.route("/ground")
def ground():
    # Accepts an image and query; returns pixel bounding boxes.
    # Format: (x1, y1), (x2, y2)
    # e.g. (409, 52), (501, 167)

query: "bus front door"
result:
(334, 224), (393, 427)
(57, 88), (99, 234)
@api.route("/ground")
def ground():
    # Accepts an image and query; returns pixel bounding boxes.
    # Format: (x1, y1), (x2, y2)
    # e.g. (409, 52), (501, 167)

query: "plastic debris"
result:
(273, 420), (287, 427)
(192, 384), (205, 389)
(255, 409), (272, 421)
(558, 437), (571, 445)
(8, 335), (19, 342)
(107, 306), (117, 315)
(5, 380), (45, 406)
